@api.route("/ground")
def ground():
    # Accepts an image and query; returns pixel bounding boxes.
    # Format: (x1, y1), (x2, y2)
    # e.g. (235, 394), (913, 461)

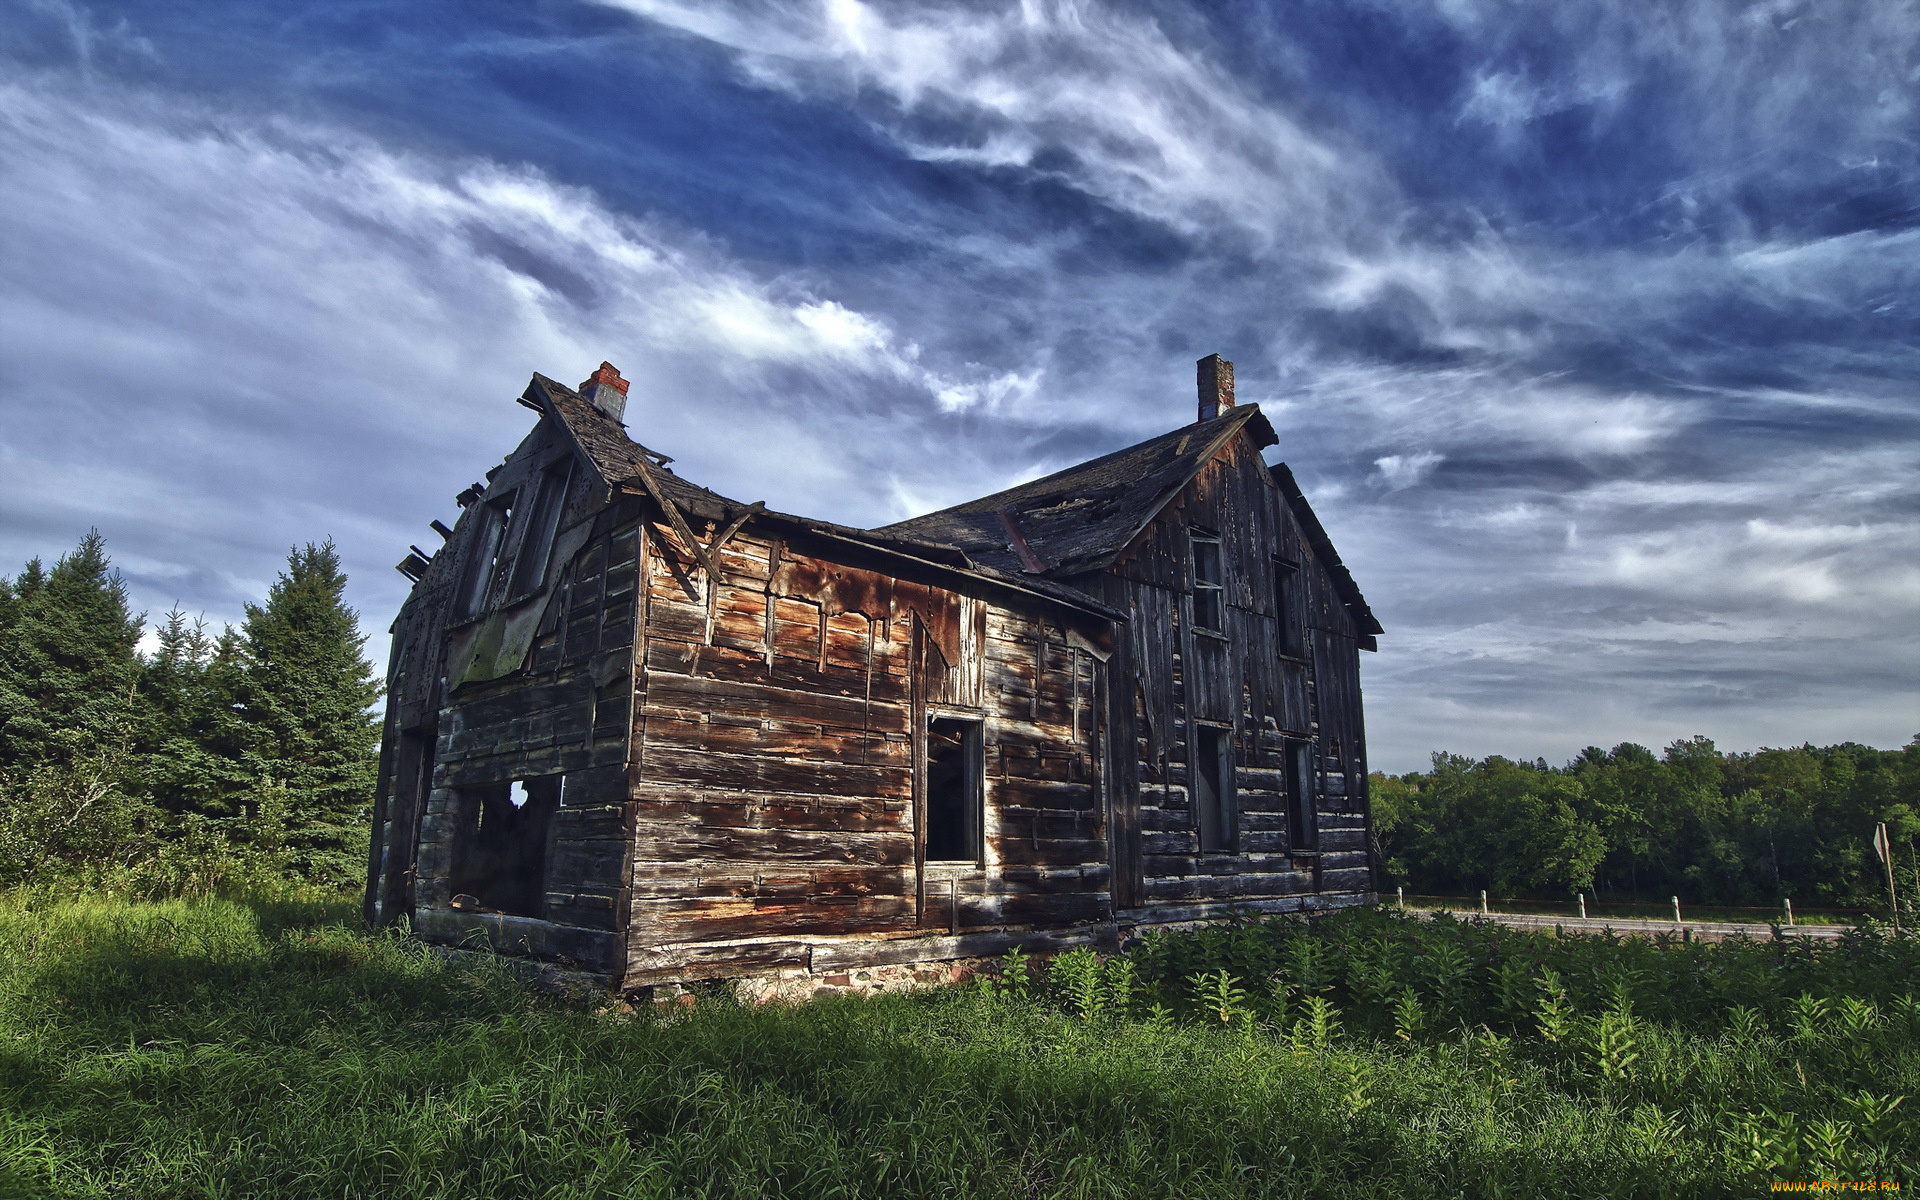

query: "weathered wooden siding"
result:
(1087, 436), (1373, 918)
(374, 418), (645, 973)
(370, 378), (1374, 987)
(622, 515), (1109, 987)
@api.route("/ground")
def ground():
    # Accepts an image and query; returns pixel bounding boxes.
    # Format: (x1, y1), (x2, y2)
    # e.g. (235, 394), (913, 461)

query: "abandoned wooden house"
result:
(363, 354), (1383, 991)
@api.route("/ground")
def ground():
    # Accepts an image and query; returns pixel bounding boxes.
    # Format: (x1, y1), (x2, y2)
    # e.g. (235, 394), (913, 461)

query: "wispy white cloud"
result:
(0, 80), (1013, 629)
(1373, 451), (1443, 490)
(3, 0), (1917, 775)
(602, 0), (1379, 251)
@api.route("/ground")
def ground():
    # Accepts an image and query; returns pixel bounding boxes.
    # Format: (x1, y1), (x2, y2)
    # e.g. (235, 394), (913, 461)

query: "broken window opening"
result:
(1192, 724), (1235, 852)
(457, 493), (516, 619)
(448, 775), (560, 916)
(1191, 529), (1224, 633)
(1286, 741), (1319, 852)
(926, 717), (984, 863)
(507, 458), (573, 599)
(1274, 557), (1304, 659)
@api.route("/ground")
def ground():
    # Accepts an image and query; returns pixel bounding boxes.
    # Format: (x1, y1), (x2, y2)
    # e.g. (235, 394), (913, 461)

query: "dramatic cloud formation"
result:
(1, 0), (1915, 768)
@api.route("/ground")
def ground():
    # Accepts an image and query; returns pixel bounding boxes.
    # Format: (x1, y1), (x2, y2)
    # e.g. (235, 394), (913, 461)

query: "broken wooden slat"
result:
(630, 456), (719, 578)
(997, 508), (1048, 574)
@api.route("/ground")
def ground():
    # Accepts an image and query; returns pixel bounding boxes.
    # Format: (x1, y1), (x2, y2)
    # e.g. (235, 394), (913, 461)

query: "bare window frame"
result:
(457, 492), (517, 620)
(925, 716), (985, 864)
(447, 775), (562, 917)
(507, 457), (574, 601)
(1190, 528), (1225, 634)
(1274, 556), (1305, 660)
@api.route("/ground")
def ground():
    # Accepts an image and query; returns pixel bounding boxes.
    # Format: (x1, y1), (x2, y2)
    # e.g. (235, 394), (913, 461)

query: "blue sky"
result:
(1, 0), (1915, 771)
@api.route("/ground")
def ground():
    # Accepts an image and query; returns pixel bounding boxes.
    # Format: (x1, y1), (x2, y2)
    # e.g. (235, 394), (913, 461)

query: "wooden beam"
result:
(631, 456), (719, 578)
(997, 508), (1047, 574)
(705, 501), (766, 564)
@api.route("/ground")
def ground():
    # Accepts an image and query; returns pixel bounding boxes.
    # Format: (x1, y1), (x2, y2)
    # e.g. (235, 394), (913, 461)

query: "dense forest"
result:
(0, 533), (377, 892)
(1373, 738), (1920, 911)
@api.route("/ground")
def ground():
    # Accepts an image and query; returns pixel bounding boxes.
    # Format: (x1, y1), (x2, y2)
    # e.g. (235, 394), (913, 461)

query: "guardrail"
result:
(1387, 888), (1882, 928)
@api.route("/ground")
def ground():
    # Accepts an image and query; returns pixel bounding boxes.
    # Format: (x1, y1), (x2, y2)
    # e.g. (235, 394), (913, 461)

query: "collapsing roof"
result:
(520, 373), (1120, 623)
(880, 405), (1382, 648)
(521, 368), (1379, 645)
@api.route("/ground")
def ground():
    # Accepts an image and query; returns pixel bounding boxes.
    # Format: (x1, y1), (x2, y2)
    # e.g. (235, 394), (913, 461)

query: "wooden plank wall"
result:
(395, 425), (647, 973)
(1094, 435), (1373, 916)
(624, 517), (1109, 987)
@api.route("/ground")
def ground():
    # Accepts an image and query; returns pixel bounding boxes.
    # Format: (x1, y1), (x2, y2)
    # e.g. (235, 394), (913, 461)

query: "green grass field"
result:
(0, 893), (1912, 1198)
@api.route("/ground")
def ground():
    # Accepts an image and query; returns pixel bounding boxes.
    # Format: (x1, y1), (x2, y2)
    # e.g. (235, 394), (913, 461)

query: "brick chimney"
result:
(1197, 353), (1234, 421)
(579, 361), (630, 423)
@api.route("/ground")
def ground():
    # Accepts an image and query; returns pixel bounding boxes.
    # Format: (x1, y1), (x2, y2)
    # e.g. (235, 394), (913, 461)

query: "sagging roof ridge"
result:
(522, 374), (1122, 623)
(876, 405), (1274, 578)
(874, 400), (1383, 647)
(895, 406), (1271, 522)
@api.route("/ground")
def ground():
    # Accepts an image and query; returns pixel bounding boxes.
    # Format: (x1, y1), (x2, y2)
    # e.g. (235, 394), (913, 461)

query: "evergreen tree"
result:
(0, 532), (145, 773)
(228, 541), (379, 884)
(0, 534), (154, 884)
(138, 608), (250, 822)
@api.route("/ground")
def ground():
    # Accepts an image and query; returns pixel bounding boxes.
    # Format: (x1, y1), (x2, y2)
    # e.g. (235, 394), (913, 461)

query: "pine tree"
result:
(229, 541), (379, 884)
(0, 532), (145, 773)
(0, 534), (154, 884)
(138, 608), (251, 822)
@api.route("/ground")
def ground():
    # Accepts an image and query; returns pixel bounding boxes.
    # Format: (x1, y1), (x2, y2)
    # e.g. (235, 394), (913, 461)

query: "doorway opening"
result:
(449, 776), (561, 916)
(1193, 724), (1235, 852)
(926, 717), (984, 863)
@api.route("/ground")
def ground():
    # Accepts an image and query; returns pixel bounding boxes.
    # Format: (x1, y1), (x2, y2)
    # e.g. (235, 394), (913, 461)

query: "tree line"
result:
(1372, 737), (1920, 911)
(0, 532), (378, 892)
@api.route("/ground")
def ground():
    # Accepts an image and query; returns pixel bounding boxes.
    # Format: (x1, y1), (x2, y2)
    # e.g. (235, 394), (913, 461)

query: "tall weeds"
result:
(0, 895), (1912, 1198)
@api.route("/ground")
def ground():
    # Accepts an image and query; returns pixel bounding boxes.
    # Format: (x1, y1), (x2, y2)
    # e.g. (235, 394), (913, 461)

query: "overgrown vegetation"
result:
(0, 534), (377, 893)
(0, 894), (1910, 1197)
(1374, 738), (1920, 909)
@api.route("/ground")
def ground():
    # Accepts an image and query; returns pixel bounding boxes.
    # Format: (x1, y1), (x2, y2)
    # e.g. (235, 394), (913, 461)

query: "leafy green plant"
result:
(1490, 956), (1535, 1022)
(1283, 932), (1334, 996)
(1102, 954), (1140, 1018)
(1726, 1005), (1767, 1043)
(1836, 995), (1881, 1037)
(1420, 938), (1472, 1021)
(1789, 992), (1831, 1042)
(1048, 947), (1105, 1021)
(1594, 1009), (1641, 1084)
(1187, 968), (1252, 1026)
(1534, 967), (1577, 1044)
(978, 946), (1033, 1001)
(1391, 987), (1426, 1044)
(1292, 994), (1341, 1053)
(4, 894), (1917, 1199)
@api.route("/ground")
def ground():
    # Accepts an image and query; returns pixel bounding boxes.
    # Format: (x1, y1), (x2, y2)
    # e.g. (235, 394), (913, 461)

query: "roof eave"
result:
(1269, 462), (1384, 644)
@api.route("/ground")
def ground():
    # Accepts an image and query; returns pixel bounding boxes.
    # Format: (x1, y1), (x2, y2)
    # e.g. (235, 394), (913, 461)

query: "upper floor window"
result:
(507, 458), (573, 599)
(458, 493), (515, 619)
(1191, 529), (1224, 632)
(1274, 557), (1304, 659)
